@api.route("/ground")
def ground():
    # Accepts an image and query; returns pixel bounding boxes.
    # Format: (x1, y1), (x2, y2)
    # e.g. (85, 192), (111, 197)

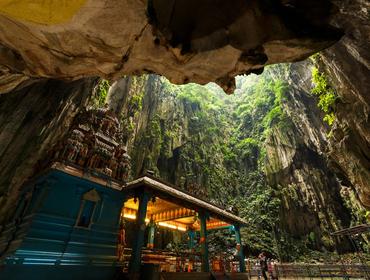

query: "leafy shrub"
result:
(96, 79), (110, 106)
(311, 67), (337, 125)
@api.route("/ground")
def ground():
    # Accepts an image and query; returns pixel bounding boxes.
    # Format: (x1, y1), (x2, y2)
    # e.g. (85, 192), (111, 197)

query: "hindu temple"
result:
(0, 108), (248, 280)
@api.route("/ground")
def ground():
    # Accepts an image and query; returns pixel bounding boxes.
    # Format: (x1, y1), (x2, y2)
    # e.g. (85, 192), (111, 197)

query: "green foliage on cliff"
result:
(234, 172), (282, 255)
(311, 67), (337, 125)
(127, 71), (291, 258)
(95, 79), (110, 107)
(122, 64), (365, 262)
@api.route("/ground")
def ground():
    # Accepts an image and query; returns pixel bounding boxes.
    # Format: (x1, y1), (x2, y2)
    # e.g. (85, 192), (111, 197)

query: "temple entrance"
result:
(120, 198), (198, 272)
(117, 174), (248, 277)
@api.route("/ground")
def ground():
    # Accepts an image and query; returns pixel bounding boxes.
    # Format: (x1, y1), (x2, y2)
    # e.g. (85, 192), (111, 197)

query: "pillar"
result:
(128, 191), (150, 274)
(187, 229), (196, 272)
(188, 230), (195, 250)
(199, 212), (209, 272)
(147, 222), (155, 249)
(234, 224), (246, 272)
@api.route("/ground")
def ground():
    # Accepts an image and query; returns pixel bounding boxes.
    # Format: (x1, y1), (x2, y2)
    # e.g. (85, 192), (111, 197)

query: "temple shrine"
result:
(0, 108), (249, 280)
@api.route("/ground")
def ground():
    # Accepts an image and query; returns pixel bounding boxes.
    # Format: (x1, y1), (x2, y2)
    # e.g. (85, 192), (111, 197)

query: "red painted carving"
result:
(43, 107), (131, 182)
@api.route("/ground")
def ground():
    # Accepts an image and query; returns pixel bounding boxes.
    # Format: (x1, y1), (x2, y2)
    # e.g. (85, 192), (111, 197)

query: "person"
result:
(269, 259), (278, 280)
(259, 252), (268, 280)
(267, 259), (273, 279)
(117, 221), (126, 262)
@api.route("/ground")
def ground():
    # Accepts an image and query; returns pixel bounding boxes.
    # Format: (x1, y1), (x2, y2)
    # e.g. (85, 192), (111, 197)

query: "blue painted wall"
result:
(0, 169), (125, 280)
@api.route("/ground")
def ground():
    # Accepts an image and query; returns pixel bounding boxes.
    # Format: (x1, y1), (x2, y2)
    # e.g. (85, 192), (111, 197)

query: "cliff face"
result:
(108, 75), (230, 192)
(264, 0), (370, 253)
(0, 78), (97, 223)
(104, 64), (366, 259)
(321, 0), (370, 208)
(265, 61), (356, 254)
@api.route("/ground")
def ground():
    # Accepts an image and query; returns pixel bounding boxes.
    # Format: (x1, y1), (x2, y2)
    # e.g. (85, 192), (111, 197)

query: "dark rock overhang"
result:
(0, 0), (342, 94)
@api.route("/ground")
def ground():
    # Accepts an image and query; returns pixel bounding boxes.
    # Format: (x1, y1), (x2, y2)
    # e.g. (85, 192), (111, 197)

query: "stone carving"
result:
(46, 107), (131, 182)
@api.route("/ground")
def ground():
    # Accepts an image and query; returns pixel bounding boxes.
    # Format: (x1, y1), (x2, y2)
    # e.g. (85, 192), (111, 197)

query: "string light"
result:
(158, 221), (187, 232)
(158, 222), (176, 229)
(177, 226), (187, 232)
(123, 213), (136, 220)
(123, 213), (149, 223)
(123, 207), (186, 231)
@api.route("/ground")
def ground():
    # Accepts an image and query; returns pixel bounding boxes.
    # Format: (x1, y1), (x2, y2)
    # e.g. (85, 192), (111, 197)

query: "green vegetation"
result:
(311, 67), (337, 125)
(129, 71), (290, 258)
(94, 79), (110, 107)
(118, 76), (147, 143)
(125, 65), (362, 261)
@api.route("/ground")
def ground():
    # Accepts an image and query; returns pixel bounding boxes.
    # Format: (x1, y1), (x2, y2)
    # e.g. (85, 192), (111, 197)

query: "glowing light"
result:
(158, 222), (176, 229)
(158, 222), (187, 231)
(123, 213), (150, 223)
(123, 213), (136, 220)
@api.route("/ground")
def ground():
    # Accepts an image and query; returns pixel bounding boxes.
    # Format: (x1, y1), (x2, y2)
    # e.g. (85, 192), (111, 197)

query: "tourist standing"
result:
(259, 252), (268, 280)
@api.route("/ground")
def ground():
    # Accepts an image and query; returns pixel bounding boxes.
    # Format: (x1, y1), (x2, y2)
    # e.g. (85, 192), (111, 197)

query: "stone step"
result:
(161, 272), (211, 280)
(225, 273), (249, 280)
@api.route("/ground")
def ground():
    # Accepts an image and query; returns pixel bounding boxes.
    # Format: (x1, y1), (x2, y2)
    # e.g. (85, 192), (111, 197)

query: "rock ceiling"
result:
(0, 0), (341, 94)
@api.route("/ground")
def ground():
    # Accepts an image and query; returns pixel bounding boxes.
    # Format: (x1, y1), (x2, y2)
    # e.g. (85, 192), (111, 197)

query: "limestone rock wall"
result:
(0, 78), (97, 223)
(321, 0), (370, 208)
(264, 0), (370, 247)
(107, 75), (196, 184)
(265, 62), (353, 252)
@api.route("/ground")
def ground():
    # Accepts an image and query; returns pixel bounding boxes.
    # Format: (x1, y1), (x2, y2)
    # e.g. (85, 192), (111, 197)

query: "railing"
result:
(120, 248), (370, 278)
(121, 248), (203, 272)
(247, 264), (370, 279)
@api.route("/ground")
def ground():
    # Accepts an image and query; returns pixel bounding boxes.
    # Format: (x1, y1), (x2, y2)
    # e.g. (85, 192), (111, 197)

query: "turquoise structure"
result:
(188, 230), (195, 250)
(234, 224), (246, 272)
(0, 167), (125, 280)
(0, 106), (249, 279)
(128, 191), (150, 274)
(199, 212), (209, 272)
(0, 108), (132, 280)
(147, 222), (156, 249)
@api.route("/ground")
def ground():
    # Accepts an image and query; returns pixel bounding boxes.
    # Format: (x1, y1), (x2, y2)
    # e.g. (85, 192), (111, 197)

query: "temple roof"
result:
(40, 163), (247, 229)
(125, 175), (247, 227)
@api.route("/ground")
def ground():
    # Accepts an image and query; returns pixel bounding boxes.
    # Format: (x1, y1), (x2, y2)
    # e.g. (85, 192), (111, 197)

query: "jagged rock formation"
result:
(107, 75), (200, 184)
(0, 78), (97, 223)
(0, 0), (341, 94)
(265, 61), (354, 254)
(105, 68), (365, 258)
(319, 0), (370, 208)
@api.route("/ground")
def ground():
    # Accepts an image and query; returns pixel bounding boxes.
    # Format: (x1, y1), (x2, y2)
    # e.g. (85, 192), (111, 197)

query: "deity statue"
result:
(45, 107), (131, 183)
(109, 156), (118, 179)
(76, 144), (88, 166)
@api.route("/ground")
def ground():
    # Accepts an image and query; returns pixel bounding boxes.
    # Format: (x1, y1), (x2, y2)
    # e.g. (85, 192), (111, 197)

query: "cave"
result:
(0, 0), (369, 279)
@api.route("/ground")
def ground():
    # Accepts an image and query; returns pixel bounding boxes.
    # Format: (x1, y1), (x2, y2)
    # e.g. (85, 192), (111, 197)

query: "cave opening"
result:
(0, 0), (369, 279)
